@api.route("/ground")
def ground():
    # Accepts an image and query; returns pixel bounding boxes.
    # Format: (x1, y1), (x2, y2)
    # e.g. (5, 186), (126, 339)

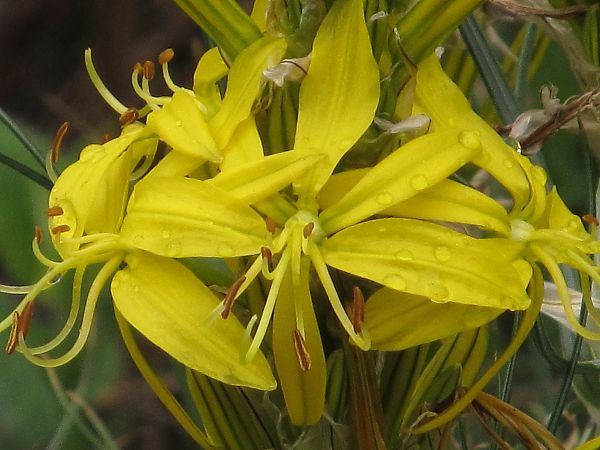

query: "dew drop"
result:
(218, 243), (235, 258)
(502, 158), (514, 169)
(383, 274), (407, 291)
(165, 240), (182, 257)
(175, 120), (182, 127)
(395, 249), (413, 261)
(410, 174), (428, 191)
(376, 191), (394, 206)
(429, 282), (449, 302)
(458, 130), (481, 150)
(434, 246), (451, 261)
(377, 226), (387, 233)
(161, 229), (171, 239)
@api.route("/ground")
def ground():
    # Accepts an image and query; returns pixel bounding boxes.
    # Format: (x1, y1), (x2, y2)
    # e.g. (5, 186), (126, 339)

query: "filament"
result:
(84, 49), (128, 114)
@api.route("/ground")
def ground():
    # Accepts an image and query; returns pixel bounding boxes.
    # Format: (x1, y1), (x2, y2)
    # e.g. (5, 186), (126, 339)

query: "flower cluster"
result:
(2, 0), (600, 431)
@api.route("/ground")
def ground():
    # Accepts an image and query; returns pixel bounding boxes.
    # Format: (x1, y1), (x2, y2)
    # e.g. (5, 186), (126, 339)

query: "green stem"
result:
(0, 107), (46, 169)
(0, 152), (52, 190)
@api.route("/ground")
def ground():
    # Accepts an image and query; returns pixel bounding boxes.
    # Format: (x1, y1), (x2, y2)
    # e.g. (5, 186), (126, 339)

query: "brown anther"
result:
(261, 247), (273, 272)
(583, 214), (599, 226)
(19, 302), (35, 339)
(221, 276), (246, 319)
(51, 122), (69, 164)
(100, 133), (111, 144)
(46, 206), (64, 217)
(352, 286), (365, 334)
(34, 225), (42, 244)
(265, 216), (277, 234)
(143, 60), (155, 80)
(119, 107), (139, 127)
(303, 222), (315, 239)
(51, 224), (71, 235)
(5, 311), (20, 354)
(133, 62), (143, 74)
(158, 48), (175, 65)
(292, 329), (311, 371)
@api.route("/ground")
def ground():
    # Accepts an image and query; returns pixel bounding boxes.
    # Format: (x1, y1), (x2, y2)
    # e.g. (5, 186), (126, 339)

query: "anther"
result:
(5, 311), (20, 354)
(158, 48), (175, 65)
(303, 222), (315, 239)
(261, 247), (273, 272)
(100, 133), (111, 144)
(352, 286), (365, 334)
(293, 329), (311, 371)
(51, 224), (71, 235)
(51, 122), (69, 164)
(133, 62), (143, 75)
(119, 107), (139, 127)
(143, 60), (155, 80)
(34, 226), (42, 244)
(46, 206), (64, 217)
(20, 301), (35, 338)
(582, 214), (599, 226)
(221, 276), (246, 319)
(265, 216), (277, 234)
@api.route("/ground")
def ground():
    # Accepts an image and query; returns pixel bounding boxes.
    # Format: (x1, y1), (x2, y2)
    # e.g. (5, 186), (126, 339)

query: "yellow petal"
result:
(112, 251), (276, 390)
(273, 262), (326, 425)
(120, 177), (267, 258)
(146, 90), (221, 162)
(319, 130), (481, 234)
(365, 287), (502, 351)
(414, 55), (530, 213)
(321, 218), (530, 310)
(293, 0), (379, 197)
(193, 47), (228, 118)
(219, 117), (264, 171)
(210, 152), (324, 204)
(210, 36), (287, 149)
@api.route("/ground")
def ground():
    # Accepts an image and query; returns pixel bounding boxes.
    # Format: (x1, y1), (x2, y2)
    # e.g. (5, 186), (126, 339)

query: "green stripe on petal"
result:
(120, 177), (267, 258)
(146, 90), (221, 161)
(321, 218), (530, 310)
(319, 130), (481, 234)
(293, 0), (379, 198)
(112, 251), (276, 390)
(273, 261), (326, 425)
(414, 55), (530, 213)
(210, 37), (287, 149)
(211, 152), (324, 204)
(365, 287), (502, 351)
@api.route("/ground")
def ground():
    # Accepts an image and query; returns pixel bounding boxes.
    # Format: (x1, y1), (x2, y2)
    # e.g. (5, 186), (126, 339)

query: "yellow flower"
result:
(119, 0), (531, 424)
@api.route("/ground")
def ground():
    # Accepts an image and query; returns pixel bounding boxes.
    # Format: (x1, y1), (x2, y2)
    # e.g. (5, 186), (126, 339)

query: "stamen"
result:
(582, 214), (599, 226)
(19, 301), (35, 338)
(100, 133), (111, 144)
(5, 311), (20, 354)
(221, 276), (246, 319)
(46, 206), (64, 217)
(133, 62), (143, 74)
(34, 225), (42, 244)
(292, 329), (311, 371)
(51, 122), (69, 164)
(261, 247), (273, 272)
(303, 222), (315, 238)
(158, 48), (175, 65)
(51, 224), (70, 235)
(119, 107), (139, 127)
(143, 61), (155, 80)
(352, 286), (365, 334)
(265, 216), (277, 234)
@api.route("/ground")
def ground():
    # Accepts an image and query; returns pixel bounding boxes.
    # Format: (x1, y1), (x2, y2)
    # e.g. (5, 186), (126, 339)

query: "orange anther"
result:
(119, 107), (139, 127)
(221, 276), (246, 319)
(34, 225), (42, 244)
(51, 224), (70, 235)
(582, 214), (599, 226)
(143, 60), (155, 80)
(5, 311), (20, 354)
(133, 62), (143, 74)
(303, 222), (315, 238)
(293, 329), (311, 371)
(265, 216), (277, 234)
(46, 206), (64, 217)
(20, 302), (35, 338)
(51, 122), (69, 164)
(352, 286), (365, 334)
(158, 48), (175, 65)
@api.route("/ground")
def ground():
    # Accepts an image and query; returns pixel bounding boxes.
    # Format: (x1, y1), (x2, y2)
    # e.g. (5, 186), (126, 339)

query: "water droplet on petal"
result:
(175, 120), (182, 127)
(458, 130), (481, 150)
(218, 243), (235, 257)
(429, 282), (449, 302)
(395, 249), (413, 261)
(383, 274), (407, 291)
(410, 174), (428, 191)
(165, 240), (182, 257)
(434, 246), (451, 261)
(376, 192), (394, 206)
(161, 229), (171, 239)
(377, 226), (387, 233)
(503, 158), (514, 169)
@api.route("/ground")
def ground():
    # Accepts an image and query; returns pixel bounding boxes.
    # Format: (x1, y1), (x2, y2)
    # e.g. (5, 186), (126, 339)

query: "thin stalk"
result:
(0, 152), (52, 190)
(0, 107), (46, 169)
(514, 24), (537, 107)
